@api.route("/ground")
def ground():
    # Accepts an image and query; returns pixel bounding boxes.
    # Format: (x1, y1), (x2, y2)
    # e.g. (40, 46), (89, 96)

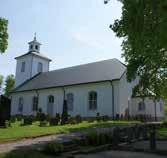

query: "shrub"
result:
(14, 114), (23, 121)
(75, 114), (82, 123)
(10, 116), (16, 123)
(86, 131), (99, 146)
(102, 115), (110, 122)
(5, 120), (11, 128)
(61, 100), (68, 125)
(84, 131), (112, 146)
(68, 117), (77, 124)
(39, 120), (48, 127)
(96, 112), (101, 122)
(49, 118), (59, 126)
(162, 120), (167, 127)
(23, 116), (33, 125)
(36, 112), (47, 121)
(43, 142), (64, 155)
(55, 113), (60, 123)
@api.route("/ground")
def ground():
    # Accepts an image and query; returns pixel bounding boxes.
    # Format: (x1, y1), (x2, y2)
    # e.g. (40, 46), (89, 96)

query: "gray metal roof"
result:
(15, 51), (52, 61)
(13, 58), (126, 93)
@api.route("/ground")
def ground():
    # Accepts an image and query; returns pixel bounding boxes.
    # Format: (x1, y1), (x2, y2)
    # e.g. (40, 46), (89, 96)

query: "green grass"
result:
(0, 120), (139, 143)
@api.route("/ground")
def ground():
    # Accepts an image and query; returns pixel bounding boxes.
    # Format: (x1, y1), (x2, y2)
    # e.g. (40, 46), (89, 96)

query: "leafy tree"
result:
(110, 0), (167, 99)
(0, 18), (8, 53)
(0, 75), (3, 94)
(4, 75), (15, 96)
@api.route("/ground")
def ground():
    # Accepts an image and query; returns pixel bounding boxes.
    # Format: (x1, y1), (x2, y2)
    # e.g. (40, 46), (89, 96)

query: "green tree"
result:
(4, 75), (15, 96)
(110, 0), (167, 99)
(0, 75), (3, 94)
(0, 18), (8, 53)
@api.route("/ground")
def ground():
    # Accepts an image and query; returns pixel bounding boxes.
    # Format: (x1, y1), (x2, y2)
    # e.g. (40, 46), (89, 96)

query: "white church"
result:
(10, 37), (164, 119)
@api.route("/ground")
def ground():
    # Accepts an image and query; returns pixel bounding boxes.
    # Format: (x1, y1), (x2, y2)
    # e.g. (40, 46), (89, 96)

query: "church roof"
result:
(15, 51), (52, 61)
(12, 58), (126, 93)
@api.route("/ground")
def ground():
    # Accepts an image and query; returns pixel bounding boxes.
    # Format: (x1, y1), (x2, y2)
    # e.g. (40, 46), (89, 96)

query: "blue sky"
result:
(0, 0), (123, 77)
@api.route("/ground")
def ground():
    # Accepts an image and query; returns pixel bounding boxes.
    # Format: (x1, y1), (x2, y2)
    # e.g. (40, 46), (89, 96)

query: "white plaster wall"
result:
(118, 72), (138, 115)
(11, 91), (37, 116)
(11, 82), (114, 117)
(15, 54), (50, 88)
(15, 55), (32, 87)
(130, 97), (164, 118)
(112, 80), (120, 116)
(31, 56), (49, 77)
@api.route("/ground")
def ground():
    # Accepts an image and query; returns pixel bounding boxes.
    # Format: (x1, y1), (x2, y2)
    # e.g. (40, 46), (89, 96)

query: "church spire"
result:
(34, 32), (37, 41)
(28, 33), (41, 53)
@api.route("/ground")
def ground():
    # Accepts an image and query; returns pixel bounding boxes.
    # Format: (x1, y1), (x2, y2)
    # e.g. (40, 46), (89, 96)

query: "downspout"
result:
(62, 87), (66, 101)
(35, 90), (39, 113)
(109, 81), (115, 119)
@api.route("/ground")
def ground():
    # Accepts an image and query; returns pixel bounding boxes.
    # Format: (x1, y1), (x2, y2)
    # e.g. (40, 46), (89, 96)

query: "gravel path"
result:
(0, 132), (83, 153)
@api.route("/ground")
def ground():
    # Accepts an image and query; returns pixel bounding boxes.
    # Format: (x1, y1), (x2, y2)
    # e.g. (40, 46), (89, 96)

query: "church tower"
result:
(14, 35), (51, 87)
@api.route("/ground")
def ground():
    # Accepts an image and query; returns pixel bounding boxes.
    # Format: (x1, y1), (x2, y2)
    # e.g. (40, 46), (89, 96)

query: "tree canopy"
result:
(110, 0), (167, 99)
(0, 75), (3, 94)
(0, 18), (8, 53)
(4, 75), (15, 96)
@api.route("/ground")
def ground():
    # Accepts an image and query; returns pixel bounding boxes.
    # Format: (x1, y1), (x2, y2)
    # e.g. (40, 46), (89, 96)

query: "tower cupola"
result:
(28, 33), (41, 53)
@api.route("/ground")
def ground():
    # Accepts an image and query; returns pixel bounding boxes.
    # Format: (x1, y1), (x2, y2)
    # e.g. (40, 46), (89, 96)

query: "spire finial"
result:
(34, 32), (37, 41)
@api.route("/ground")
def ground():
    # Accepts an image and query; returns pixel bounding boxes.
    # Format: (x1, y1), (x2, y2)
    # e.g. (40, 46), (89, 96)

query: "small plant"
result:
(43, 142), (64, 155)
(39, 120), (48, 127)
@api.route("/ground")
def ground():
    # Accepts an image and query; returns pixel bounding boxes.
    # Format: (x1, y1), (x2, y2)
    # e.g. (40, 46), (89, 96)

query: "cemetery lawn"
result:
(0, 121), (139, 143)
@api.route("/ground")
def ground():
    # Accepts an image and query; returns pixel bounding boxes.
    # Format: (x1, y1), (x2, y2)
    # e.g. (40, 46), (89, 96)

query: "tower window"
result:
(35, 45), (38, 50)
(38, 62), (43, 73)
(30, 45), (33, 49)
(21, 62), (25, 72)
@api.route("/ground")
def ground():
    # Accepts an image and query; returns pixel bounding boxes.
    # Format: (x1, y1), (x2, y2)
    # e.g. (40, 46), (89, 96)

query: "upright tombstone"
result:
(150, 125), (156, 151)
(112, 127), (120, 148)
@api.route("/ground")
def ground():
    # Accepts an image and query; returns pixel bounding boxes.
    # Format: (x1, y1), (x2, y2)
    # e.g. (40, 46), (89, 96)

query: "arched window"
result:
(160, 102), (163, 112)
(35, 45), (38, 50)
(48, 95), (54, 103)
(38, 62), (43, 73)
(138, 101), (145, 111)
(30, 45), (33, 50)
(32, 96), (38, 111)
(88, 91), (97, 110)
(18, 97), (23, 112)
(21, 61), (25, 72)
(67, 93), (74, 111)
